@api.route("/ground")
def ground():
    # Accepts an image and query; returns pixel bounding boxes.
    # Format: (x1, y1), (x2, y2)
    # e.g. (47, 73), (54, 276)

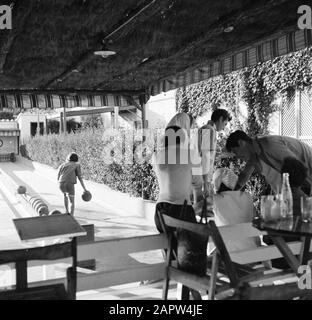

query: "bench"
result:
(19, 233), (168, 293)
(7, 222), (312, 297)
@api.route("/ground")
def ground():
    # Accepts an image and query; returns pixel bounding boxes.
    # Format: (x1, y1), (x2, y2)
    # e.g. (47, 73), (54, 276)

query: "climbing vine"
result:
(176, 46), (312, 136)
(176, 70), (243, 130)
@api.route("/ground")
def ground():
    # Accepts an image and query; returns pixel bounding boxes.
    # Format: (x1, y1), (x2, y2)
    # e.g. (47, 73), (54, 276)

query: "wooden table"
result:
(0, 214), (86, 296)
(253, 217), (312, 276)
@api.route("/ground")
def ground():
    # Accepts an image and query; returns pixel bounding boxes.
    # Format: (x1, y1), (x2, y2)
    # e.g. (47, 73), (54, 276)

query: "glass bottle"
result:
(280, 173), (293, 219)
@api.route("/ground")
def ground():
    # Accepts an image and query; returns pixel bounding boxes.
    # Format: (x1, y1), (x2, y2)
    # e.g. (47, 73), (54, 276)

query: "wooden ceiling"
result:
(0, 0), (305, 95)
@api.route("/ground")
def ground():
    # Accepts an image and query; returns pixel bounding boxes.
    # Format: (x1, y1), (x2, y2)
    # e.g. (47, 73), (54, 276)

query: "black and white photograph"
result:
(0, 0), (312, 305)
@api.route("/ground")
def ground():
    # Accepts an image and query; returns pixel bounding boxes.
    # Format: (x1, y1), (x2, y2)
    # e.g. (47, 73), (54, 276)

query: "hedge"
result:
(22, 126), (159, 201)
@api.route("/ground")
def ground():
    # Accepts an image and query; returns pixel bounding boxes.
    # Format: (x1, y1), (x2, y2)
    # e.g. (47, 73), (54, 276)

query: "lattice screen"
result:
(281, 90), (295, 137)
(301, 139), (312, 147)
(280, 89), (312, 147)
(299, 91), (312, 136)
(299, 90), (312, 147)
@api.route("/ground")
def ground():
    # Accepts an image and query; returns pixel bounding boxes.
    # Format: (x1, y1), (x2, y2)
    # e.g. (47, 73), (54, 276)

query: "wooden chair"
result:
(0, 238), (77, 300)
(158, 213), (312, 300)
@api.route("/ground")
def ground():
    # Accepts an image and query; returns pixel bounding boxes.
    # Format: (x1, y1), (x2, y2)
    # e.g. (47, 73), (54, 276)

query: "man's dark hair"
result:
(281, 157), (307, 187)
(211, 109), (232, 123)
(68, 152), (78, 162)
(225, 130), (252, 152)
(164, 125), (185, 148)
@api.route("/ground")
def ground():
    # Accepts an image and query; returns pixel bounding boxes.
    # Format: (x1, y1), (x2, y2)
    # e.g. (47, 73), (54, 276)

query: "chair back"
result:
(159, 213), (240, 287)
(208, 220), (240, 286)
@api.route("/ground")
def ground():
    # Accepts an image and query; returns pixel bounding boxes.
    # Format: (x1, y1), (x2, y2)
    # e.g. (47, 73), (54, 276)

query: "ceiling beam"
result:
(0, 89), (144, 96)
(47, 106), (136, 118)
(122, 94), (142, 111)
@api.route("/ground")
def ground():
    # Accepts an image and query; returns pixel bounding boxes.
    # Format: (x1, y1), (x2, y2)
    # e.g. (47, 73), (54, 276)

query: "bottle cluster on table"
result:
(260, 172), (293, 222)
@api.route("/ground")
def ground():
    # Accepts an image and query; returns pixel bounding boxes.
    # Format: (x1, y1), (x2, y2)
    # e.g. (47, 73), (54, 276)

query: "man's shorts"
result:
(59, 182), (75, 196)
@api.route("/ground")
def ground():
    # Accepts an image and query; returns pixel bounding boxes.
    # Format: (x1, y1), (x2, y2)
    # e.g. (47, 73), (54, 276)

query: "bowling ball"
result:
(17, 185), (26, 194)
(82, 190), (92, 202)
(50, 209), (62, 215)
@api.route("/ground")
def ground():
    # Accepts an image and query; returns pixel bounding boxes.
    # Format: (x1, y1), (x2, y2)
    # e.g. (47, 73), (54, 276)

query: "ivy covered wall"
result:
(176, 46), (312, 136)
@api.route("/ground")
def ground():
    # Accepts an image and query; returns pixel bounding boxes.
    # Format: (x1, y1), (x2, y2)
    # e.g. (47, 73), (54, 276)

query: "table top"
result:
(253, 216), (312, 237)
(13, 214), (86, 243)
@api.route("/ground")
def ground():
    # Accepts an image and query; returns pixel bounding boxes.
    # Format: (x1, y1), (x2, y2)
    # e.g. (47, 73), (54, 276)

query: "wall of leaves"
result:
(176, 46), (312, 136)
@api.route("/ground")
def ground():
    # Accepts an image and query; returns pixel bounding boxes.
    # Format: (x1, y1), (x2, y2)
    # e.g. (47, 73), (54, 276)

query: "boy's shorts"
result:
(59, 182), (75, 196)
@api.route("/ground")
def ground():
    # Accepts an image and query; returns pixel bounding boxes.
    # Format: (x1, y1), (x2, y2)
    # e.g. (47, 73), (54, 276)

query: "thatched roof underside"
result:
(0, 0), (306, 95)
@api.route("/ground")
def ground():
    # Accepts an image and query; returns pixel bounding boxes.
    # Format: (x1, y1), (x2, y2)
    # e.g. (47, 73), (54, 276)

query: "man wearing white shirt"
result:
(192, 109), (232, 208)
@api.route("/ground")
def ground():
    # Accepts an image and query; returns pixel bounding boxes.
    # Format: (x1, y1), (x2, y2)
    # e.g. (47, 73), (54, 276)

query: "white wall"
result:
(102, 113), (112, 128)
(16, 114), (46, 142)
(146, 90), (176, 128)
